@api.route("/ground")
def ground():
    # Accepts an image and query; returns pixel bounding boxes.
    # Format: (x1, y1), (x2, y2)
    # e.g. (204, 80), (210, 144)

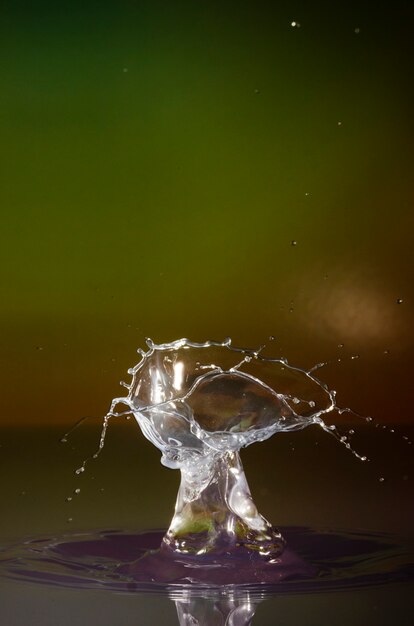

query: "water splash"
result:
(73, 338), (368, 560)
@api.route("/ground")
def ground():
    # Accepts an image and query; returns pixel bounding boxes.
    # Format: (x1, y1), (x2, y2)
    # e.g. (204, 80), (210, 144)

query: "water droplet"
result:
(268, 335), (275, 341)
(290, 21), (300, 28)
(349, 429), (355, 435)
(337, 121), (342, 126)
(35, 346), (44, 351)
(74, 488), (81, 495)
(351, 354), (360, 360)
(354, 27), (360, 34)
(396, 298), (403, 304)
(338, 343), (344, 348)
(83, 335), (373, 550)
(383, 349), (390, 355)
(291, 240), (297, 246)
(122, 67), (128, 73)
(67, 517), (73, 523)
(66, 496), (72, 502)
(60, 437), (68, 443)
(379, 477), (385, 483)
(254, 88), (260, 94)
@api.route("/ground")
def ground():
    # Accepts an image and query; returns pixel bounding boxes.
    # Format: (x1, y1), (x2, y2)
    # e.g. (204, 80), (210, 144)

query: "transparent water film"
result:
(86, 338), (366, 562)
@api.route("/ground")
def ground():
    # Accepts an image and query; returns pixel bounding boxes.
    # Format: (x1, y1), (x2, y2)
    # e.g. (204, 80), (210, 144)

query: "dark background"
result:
(0, 0), (412, 428)
(0, 3), (413, 623)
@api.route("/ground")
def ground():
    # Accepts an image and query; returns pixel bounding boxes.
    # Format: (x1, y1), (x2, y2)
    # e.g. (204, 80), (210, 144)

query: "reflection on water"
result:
(174, 593), (258, 626)
(1, 526), (413, 625)
(1, 419), (414, 625)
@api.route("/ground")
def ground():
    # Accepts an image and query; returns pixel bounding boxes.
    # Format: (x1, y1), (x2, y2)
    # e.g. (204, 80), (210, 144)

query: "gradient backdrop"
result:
(1, 1), (413, 430)
(0, 0), (413, 426)
(0, 3), (413, 624)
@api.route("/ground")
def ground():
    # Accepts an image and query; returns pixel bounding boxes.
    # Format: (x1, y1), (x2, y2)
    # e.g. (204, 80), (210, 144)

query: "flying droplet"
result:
(379, 477), (385, 483)
(291, 240), (297, 246)
(74, 488), (81, 495)
(354, 27), (360, 34)
(396, 298), (403, 304)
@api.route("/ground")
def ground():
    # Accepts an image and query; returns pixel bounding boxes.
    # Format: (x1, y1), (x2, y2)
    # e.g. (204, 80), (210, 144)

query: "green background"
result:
(0, 0), (412, 427)
(0, 5), (413, 624)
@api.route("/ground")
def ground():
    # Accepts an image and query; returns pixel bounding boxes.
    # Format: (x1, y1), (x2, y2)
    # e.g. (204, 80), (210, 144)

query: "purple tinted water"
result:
(1, 527), (413, 596)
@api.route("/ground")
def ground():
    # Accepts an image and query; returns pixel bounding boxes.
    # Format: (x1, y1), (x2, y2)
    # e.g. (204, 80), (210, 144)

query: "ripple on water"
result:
(1, 527), (413, 598)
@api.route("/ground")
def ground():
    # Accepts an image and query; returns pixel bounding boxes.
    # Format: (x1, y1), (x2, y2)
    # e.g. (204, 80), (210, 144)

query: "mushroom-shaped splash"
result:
(85, 338), (365, 559)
